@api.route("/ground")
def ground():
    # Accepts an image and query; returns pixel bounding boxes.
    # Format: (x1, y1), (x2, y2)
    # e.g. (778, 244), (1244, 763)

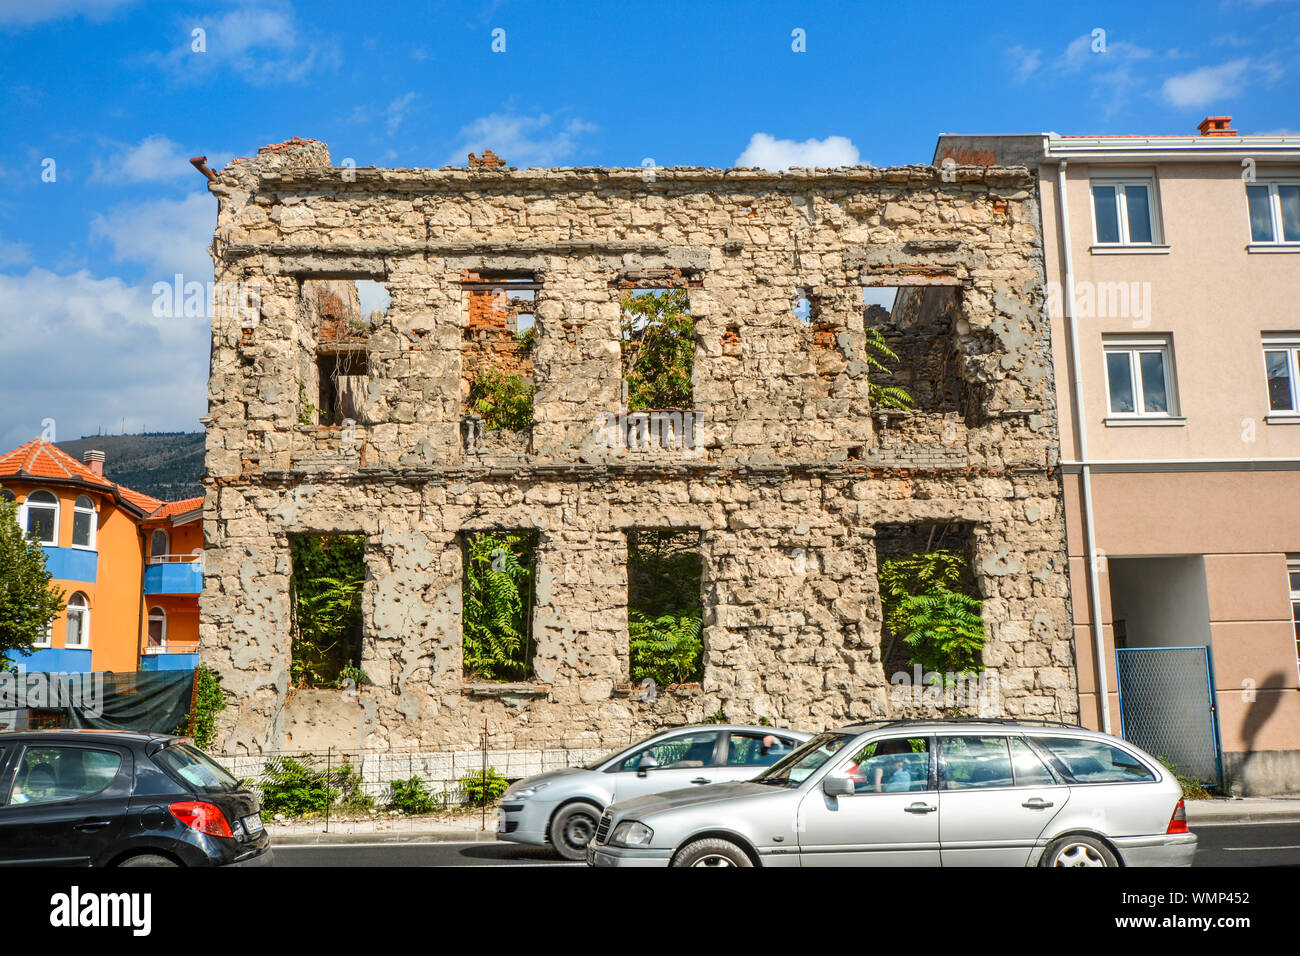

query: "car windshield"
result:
(753, 732), (853, 787)
(154, 742), (241, 792)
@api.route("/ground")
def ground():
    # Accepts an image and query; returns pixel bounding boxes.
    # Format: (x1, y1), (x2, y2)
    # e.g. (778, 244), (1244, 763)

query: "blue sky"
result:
(0, 0), (1296, 451)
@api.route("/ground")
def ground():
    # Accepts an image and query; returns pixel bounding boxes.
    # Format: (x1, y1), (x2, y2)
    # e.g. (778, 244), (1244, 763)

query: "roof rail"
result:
(843, 717), (1084, 731)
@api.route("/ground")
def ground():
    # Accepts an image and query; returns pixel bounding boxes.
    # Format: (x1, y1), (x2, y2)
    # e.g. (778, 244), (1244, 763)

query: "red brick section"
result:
(460, 272), (534, 407)
(939, 147), (998, 167)
(1197, 116), (1236, 137)
(468, 149), (506, 168)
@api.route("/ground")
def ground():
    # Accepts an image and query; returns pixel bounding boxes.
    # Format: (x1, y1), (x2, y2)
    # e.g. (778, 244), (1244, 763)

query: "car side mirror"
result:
(636, 755), (659, 777)
(822, 774), (855, 797)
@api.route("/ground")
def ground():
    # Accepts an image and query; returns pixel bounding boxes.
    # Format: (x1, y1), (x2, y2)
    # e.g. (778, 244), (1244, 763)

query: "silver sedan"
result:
(497, 724), (811, 859)
(587, 720), (1198, 867)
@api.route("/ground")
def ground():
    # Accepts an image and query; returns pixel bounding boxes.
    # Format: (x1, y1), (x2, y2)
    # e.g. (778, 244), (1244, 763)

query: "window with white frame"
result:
(150, 529), (169, 560)
(1104, 338), (1178, 417)
(1289, 556), (1300, 675)
(65, 592), (89, 648)
(1264, 338), (1300, 413)
(23, 490), (59, 545)
(147, 607), (166, 648)
(1091, 179), (1159, 245)
(1247, 182), (1300, 244)
(71, 495), (96, 549)
(33, 620), (52, 649)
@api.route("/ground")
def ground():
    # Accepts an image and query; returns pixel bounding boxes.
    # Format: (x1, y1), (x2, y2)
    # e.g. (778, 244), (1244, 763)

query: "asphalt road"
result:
(273, 822), (1300, 867)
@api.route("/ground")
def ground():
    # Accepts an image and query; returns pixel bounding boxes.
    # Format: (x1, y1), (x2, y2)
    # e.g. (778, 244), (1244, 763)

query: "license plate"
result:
(243, 813), (264, 835)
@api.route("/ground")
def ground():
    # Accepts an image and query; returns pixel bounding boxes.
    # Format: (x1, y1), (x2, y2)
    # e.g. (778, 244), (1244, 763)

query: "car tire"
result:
(671, 838), (753, 868)
(550, 802), (601, 861)
(1041, 835), (1118, 868)
(118, 854), (180, 867)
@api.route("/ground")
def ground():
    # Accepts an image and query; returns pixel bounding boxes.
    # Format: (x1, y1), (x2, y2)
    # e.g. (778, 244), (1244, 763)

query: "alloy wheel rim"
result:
(1054, 843), (1106, 867)
(691, 853), (735, 867)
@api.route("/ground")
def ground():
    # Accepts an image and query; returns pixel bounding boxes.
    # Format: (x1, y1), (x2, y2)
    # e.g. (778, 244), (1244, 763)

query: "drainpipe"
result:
(1054, 157), (1113, 734)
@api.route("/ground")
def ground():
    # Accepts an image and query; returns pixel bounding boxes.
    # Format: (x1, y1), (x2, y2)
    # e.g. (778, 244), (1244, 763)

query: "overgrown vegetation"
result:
(0, 492), (66, 671)
(182, 664), (227, 751)
(256, 755), (373, 817)
(1157, 756), (1213, 800)
(469, 368), (536, 431)
(462, 531), (537, 681)
(459, 767), (510, 807)
(878, 549), (985, 681)
(628, 529), (703, 686)
(621, 289), (695, 411)
(865, 327), (914, 410)
(290, 535), (366, 688)
(297, 380), (318, 426)
(387, 777), (440, 815)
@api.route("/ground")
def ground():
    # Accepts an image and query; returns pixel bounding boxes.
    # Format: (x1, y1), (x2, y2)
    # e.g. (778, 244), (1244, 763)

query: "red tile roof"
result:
(144, 497), (204, 522)
(0, 438), (172, 517)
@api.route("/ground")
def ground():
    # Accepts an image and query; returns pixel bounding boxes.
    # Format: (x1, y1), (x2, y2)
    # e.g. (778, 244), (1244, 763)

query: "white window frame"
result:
(147, 606), (167, 650)
(1090, 177), (1162, 246)
(1103, 337), (1179, 419)
(1246, 181), (1300, 246)
(1289, 556), (1300, 682)
(33, 620), (52, 649)
(1263, 337), (1300, 417)
(65, 592), (90, 649)
(71, 495), (97, 551)
(21, 489), (59, 546)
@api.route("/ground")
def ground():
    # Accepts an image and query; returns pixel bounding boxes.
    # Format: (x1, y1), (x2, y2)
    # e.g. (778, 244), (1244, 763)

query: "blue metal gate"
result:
(1115, 646), (1223, 787)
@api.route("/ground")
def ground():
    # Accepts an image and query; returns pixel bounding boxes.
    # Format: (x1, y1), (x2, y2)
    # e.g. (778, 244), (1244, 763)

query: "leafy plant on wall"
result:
(628, 529), (703, 686)
(878, 549), (985, 681)
(864, 327), (915, 410)
(469, 368), (536, 431)
(620, 289), (695, 411)
(289, 535), (366, 688)
(462, 531), (537, 681)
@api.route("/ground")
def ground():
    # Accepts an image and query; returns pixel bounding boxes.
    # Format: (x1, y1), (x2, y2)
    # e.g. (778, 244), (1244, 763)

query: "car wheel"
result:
(118, 854), (180, 867)
(1042, 835), (1118, 868)
(550, 802), (601, 861)
(672, 838), (753, 868)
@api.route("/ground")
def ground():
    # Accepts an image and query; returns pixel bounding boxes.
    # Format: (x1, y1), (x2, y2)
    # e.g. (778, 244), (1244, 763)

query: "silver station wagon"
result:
(497, 724), (810, 859)
(587, 719), (1198, 867)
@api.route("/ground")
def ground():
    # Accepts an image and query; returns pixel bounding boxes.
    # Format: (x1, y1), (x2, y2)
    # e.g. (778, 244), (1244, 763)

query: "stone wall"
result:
(200, 138), (1077, 755)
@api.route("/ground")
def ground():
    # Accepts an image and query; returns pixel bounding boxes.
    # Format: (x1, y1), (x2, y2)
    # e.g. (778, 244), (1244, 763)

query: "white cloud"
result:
(734, 133), (861, 170)
(90, 192), (216, 284)
(446, 112), (597, 167)
(385, 92), (417, 136)
(1006, 45), (1042, 82)
(0, 235), (31, 267)
(1162, 58), (1251, 107)
(91, 135), (191, 184)
(0, 0), (133, 27)
(0, 267), (208, 449)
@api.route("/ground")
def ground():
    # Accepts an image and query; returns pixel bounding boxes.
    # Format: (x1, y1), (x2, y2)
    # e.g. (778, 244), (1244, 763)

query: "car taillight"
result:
(170, 801), (233, 838)
(1166, 799), (1189, 834)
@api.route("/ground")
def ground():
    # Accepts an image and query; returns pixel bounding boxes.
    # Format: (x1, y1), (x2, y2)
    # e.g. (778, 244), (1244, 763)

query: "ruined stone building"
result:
(199, 138), (1076, 755)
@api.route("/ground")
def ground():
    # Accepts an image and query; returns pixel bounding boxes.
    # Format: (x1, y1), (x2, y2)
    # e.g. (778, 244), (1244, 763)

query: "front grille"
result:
(594, 810), (613, 845)
(500, 820), (518, 834)
(500, 803), (524, 813)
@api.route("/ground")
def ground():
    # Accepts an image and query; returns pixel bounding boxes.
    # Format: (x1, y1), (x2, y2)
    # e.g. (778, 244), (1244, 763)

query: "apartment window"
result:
(1247, 183), (1300, 244)
(1289, 557), (1300, 674)
(65, 593), (89, 648)
(1104, 339), (1177, 418)
(150, 529), (169, 559)
(148, 607), (166, 647)
(1263, 339), (1300, 414)
(23, 490), (58, 545)
(1091, 180), (1158, 245)
(71, 495), (95, 549)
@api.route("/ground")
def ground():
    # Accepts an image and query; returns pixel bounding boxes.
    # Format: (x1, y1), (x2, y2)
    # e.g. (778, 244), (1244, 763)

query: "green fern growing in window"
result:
(628, 608), (703, 686)
(865, 327), (914, 410)
(879, 550), (985, 681)
(462, 531), (536, 681)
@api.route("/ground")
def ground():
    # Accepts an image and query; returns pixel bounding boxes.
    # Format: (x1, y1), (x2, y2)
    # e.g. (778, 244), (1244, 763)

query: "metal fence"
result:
(1116, 645), (1223, 787)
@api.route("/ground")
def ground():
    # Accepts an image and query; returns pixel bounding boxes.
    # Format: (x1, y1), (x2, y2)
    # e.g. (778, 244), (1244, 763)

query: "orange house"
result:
(0, 440), (202, 674)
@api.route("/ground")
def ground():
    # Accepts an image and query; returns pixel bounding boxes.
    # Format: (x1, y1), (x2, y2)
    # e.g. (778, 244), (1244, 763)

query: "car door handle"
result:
(690, 777), (712, 785)
(904, 803), (937, 814)
(74, 818), (112, 831)
(1021, 799), (1054, 809)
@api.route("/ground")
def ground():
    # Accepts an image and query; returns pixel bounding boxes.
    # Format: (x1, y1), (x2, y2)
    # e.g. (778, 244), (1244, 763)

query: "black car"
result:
(0, 729), (272, 867)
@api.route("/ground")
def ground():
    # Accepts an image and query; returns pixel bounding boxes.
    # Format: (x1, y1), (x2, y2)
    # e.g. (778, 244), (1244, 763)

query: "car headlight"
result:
(610, 821), (654, 847)
(512, 782), (551, 799)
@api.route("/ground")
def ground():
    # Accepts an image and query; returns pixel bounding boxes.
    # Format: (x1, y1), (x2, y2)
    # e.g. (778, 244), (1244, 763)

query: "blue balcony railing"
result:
(143, 555), (203, 595)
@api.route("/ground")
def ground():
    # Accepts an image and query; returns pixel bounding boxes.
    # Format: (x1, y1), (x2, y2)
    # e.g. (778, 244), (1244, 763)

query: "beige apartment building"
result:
(937, 119), (1300, 794)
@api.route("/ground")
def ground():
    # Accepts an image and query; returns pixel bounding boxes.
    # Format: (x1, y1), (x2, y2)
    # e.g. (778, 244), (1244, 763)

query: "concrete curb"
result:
(269, 826), (499, 846)
(1185, 799), (1300, 826)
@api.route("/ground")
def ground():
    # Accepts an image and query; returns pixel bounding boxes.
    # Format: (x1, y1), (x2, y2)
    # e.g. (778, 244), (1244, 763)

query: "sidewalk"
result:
(268, 812), (499, 846)
(1185, 796), (1300, 825)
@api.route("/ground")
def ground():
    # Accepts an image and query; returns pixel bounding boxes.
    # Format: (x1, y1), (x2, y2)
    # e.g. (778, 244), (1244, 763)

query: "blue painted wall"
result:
(42, 546), (97, 584)
(139, 653), (198, 672)
(5, 647), (94, 672)
(143, 562), (202, 595)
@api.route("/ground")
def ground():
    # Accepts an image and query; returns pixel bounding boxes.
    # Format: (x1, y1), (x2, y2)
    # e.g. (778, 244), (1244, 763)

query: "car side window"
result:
(1033, 736), (1155, 784)
(726, 732), (796, 767)
(1009, 737), (1057, 786)
(7, 747), (123, 806)
(940, 735), (1015, 790)
(617, 732), (721, 771)
(844, 737), (930, 794)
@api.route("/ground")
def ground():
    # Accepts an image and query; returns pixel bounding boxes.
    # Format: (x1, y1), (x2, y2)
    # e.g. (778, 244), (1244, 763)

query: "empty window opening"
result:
(462, 531), (538, 682)
(290, 534), (366, 688)
(874, 522), (983, 683)
(793, 289), (812, 325)
(302, 279), (381, 427)
(628, 529), (704, 686)
(863, 285), (965, 414)
(462, 273), (537, 432)
(621, 288), (695, 412)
